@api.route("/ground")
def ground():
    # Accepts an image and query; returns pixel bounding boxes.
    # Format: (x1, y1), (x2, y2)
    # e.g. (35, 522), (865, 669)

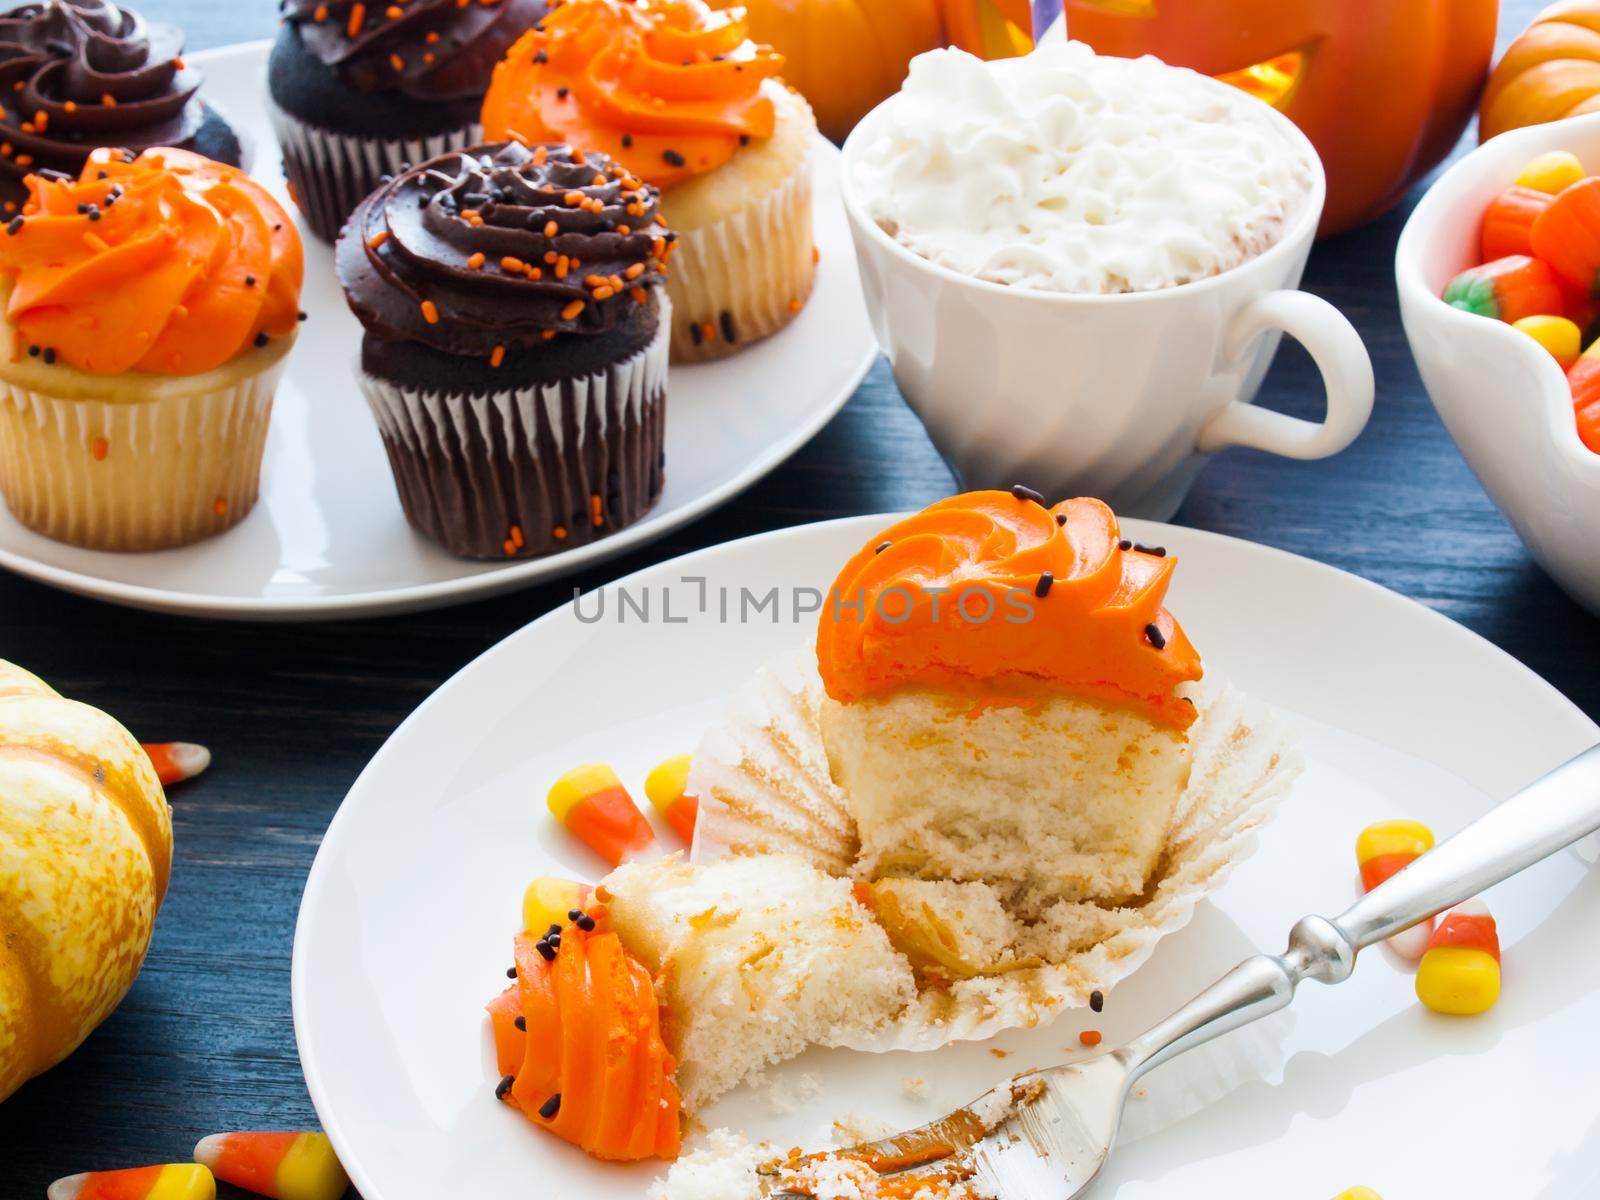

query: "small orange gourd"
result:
(1481, 2), (1600, 143)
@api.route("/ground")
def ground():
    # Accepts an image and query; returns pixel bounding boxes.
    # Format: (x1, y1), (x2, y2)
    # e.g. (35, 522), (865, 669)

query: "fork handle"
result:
(1121, 741), (1600, 1080)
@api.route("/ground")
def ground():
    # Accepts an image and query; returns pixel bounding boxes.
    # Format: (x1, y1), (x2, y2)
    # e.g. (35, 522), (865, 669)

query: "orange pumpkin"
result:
(1063, 0), (1499, 236)
(0, 661), (172, 1101)
(1481, 2), (1600, 142)
(709, 0), (1033, 143)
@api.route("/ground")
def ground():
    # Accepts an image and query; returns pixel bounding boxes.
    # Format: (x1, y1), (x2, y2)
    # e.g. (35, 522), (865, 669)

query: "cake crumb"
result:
(902, 1076), (928, 1100)
(989, 1048), (1009, 1059)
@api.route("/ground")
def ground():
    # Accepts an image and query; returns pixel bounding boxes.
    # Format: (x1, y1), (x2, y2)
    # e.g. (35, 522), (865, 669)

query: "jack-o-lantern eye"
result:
(1215, 50), (1306, 109)
(1076, 0), (1157, 15)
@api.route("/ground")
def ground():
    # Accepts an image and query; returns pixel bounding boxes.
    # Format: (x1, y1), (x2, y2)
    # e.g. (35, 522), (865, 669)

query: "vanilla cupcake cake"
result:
(852, 41), (1313, 295)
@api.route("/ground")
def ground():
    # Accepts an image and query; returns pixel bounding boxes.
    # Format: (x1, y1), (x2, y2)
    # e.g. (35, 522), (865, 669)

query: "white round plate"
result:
(0, 42), (876, 620)
(294, 515), (1600, 1199)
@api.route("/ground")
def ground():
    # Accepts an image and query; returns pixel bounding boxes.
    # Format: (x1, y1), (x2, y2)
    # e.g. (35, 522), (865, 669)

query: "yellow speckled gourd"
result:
(0, 660), (171, 1102)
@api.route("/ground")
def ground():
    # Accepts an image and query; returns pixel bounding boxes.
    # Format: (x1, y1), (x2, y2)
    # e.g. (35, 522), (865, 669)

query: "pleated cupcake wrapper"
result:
(0, 360), (286, 552)
(689, 648), (1303, 1052)
(666, 153), (816, 363)
(357, 303), (670, 560)
(266, 96), (482, 243)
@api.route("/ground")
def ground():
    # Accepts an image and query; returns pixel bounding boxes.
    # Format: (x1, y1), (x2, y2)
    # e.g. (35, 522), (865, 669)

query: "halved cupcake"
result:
(482, 0), (816, 362)
(815, 489), (1204, 912)
(0, 146), (302, 550)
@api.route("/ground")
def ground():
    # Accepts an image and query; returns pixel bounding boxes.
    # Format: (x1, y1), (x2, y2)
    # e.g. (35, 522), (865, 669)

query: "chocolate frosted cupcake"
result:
(336, 140), (673, 559)
(0, 0), (240, 211)
(269, 0), (547, 243)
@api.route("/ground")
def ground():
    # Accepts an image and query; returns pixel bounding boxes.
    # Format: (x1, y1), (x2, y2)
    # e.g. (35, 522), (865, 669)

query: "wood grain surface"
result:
(3, 1), (1598, 1195)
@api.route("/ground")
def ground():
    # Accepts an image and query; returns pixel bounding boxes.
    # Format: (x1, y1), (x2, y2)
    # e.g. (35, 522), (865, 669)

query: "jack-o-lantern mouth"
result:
(1214, 49), (1309, 110)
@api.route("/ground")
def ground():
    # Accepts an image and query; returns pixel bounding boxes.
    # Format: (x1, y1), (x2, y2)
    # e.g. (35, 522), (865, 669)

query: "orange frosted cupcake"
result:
(482, 0), (816, 362)
(0, 147), (303, 550)
(817, 488), (1204, 910)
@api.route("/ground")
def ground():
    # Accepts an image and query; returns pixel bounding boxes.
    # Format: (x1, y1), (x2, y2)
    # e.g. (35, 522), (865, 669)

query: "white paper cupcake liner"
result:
(0, 358), (287, 551)
(690, 648), (1302, 1051)
(666, 154), (816, 363)
(266, 96), (482, 242)
(356, 301), (671, 559)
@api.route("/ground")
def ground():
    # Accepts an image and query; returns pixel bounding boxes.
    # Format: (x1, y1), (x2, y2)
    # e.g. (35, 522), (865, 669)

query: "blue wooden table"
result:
(3, 1), (1597, 1195)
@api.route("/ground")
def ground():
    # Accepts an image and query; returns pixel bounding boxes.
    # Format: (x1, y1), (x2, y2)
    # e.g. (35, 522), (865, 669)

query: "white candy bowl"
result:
(1397, 114), (1600, 617)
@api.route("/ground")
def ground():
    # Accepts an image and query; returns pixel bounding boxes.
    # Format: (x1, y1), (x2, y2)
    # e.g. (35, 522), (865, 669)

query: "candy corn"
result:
(522, 875), (593, 933)
(1442, 255), (1567, 324)
(1513, 314), (1583, 369)
(645, 753), (698, 844)
(49, 1164), (215, 1200)
(1355, 819), (1435, 959)
(1330, 1189), (1383, 1200)
(1416, 900), (1500, 1016)
(1570, 341), (1600, 453)
(142, 741), (211, 786)
(1480, 185), (1553, 261)
(192, 1132), (348, 1200)
(546, 763), (656, 866)
(1532, 176), (1600, 299)
(1514, 150), (1586, 195)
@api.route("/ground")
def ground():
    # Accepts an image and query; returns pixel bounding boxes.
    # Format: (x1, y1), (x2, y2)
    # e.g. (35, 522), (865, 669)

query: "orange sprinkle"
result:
(426, 30), (440, 43)
(563, 191), (584, 206)
(313, 3), (328, 18)
(528, 267), (541, 280)
(467, 251), (486, 269)
(390, 53), (405, 71)
(490, 344), (506, 368)
(560, 299), (584, 320)
(544, 220), (558, 237)
(510, 524), (525, 548)
(100, 94), (115, 107)
(33, 110), (46, 131)
(592, 174), (606, 186)
(617, 224), (630, 235)
(19, 122), (33, 134)
(553, 524), (568, 540)
(592, 285), (614, 300)
(555, 256), (570, 279)
(368, 230), (390, 249)
(624, 263), (645, 280)
(788, 298), (803, 313)
(14, 154), (31, 166)
(347, 2), (366, 37)
(812, 245), (820, 264)
(503, 539), (517, 555)
(583, 274), (608, 288)
(421, 300), (440, 324)
(590, 494), (604, 527)
(91, 436), (108, 461)
(543, 251), (557, 264)
(173, 56), (185, 69)
(629, 287), (647, 303)
(386, 4), (403, 16)
(501, 256), (524, 273)
(1078, 1030), (1102, 1047)
(571, 147), (586, 164)
(699, 321), (715, 342)
(533, 145), (548, 165)
(541, 328), (556, 340)
(213, 497), (228, 516)
(424, 52), (434, 63)
(63, 101), (75, 113)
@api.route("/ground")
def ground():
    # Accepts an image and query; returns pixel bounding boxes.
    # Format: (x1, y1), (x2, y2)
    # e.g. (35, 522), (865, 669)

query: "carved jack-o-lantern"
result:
(1063, 0), (1500, 236)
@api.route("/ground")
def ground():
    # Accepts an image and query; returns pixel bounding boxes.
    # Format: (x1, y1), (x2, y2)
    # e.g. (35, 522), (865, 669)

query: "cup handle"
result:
(1195, 289), (1375, 458)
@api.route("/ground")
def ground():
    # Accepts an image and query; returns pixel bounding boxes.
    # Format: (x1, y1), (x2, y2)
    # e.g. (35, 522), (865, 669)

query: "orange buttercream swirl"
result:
(481, 0), (784, 189)
(0, 147), (302, 376)
(816, 490), (1203, 729)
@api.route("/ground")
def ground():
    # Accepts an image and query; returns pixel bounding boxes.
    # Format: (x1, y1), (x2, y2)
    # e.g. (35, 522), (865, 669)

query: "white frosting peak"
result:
(852, 42), (1314, 295)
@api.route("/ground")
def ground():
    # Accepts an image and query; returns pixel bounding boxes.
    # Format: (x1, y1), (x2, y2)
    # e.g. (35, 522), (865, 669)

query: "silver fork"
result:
(761, 742), (1600, 1199)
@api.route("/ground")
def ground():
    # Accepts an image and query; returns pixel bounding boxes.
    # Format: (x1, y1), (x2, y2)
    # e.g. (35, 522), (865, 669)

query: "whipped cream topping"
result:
(852, 42), (1314, 295)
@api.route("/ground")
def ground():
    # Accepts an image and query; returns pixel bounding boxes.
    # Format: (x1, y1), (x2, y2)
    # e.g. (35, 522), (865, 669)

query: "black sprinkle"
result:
(621, 133), (632, 148)
(689, 321), (703, 346)
(538, 1094), (562, 1120)
(875, 540), (891, 554)
(1090, 989), (1104, 1013)
(575, 914), (596, 932)
(513, 1015), (526, 1031)
(495, 1075), (515, 1100)
(567, 909), (584, 921)
(87, 208), (101, 221)
(6, 216), (23, 235)
(532, 49), (548, 63)
(662, 149), (686, 168)
(719, 311), (736, 344)
(41, 347), (55, 364)
(253, 331), (270, 348)
(96, 169), (109, 180)
(546, 932), (561, 949)
(298, 311), (308, 321)
(739, 134), (749, 146)
(546, 923), (563, 938)
(1132, 543), (1166, 557)
(1118, 539), (1132, 551)
(557, 86), (569, 99)
(1035, 572), (1053, 598)
(26, 345), (38, 357)
(535, 940), (556, 961)
(1144, 622), (1167, 650)
(506, 966), (518, 979)
(1011, 483), (1045, 505)
(244, 275), (257, 287)
(1055, 512), (1067, 526)
(77, 202), (89, 214)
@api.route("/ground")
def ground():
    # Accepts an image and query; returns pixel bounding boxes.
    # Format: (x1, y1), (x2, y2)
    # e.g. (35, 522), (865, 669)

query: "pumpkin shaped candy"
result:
(0, 661), (172, 1102)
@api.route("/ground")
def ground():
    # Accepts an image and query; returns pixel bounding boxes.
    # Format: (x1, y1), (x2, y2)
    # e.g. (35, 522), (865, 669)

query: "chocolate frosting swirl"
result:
(337, 140), (673, 357)
(0, 1), (205, 184)
(281, 0), (548, 100)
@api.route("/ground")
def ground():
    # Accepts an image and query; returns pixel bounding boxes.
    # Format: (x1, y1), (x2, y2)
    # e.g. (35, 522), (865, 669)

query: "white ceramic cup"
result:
(840, 80), (1375, 520)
